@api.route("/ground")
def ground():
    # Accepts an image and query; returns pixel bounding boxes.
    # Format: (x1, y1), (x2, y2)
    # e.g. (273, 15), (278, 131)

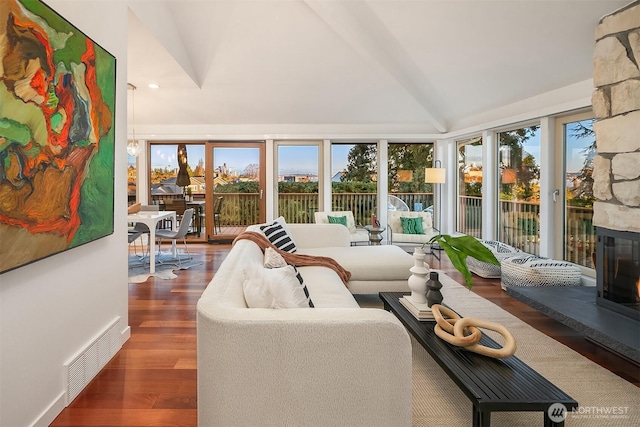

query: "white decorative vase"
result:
(408, 247), (429, 304)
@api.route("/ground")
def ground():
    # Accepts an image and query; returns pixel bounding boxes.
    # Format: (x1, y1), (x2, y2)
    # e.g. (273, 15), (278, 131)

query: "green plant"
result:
(423, 235), (499, 289)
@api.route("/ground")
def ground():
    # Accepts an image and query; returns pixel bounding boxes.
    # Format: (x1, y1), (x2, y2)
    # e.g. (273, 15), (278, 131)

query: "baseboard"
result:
(121, 325), (131, 344)
(31, 392), (66, 427)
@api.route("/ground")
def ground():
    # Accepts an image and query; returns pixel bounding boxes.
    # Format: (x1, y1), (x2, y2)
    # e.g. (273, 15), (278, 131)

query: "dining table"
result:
(127, 210), (177, 273)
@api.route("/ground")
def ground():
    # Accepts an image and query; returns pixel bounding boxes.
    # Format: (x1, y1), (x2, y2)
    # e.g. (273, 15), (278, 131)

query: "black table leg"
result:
(473, 405), (490, 427)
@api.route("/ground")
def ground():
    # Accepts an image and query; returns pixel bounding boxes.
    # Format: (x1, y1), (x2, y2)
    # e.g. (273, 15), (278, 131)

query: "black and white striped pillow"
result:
(260, 221), (297, 253)
(292, 266), (314, 308)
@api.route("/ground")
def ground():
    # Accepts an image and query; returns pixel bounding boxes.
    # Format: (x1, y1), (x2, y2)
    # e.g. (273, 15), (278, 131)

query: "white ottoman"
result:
(500, 254), (582, 290)
(467, 240), (520, 279)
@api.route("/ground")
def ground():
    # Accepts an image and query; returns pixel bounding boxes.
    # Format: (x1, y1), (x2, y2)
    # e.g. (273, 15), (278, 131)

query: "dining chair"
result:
(213, 196), (223, 235)
(128, 229), (146, 260)
(155, 208), (194, 268)
(164, 198), (188, 229)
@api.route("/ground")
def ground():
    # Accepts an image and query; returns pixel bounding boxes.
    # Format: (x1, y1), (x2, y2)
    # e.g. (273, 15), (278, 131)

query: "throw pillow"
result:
(400, 216), (424, 234)
(327, 215), (348, 227)
(242, 265), (310, 309)
(291, 265), (314, 308)
(260, 219), (297, 253)
(264, 247), (287, 268)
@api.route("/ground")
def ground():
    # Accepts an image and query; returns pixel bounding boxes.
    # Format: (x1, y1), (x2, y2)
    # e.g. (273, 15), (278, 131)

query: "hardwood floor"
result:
(51, 243), (639, 426)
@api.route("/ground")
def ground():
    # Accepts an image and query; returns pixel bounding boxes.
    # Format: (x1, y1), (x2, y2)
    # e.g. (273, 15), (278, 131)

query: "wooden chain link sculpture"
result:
(431, 304), (517, 359)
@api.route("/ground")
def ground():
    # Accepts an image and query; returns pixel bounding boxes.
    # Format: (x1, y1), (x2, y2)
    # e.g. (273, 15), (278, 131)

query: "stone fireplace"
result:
(592, 1), (640, 319)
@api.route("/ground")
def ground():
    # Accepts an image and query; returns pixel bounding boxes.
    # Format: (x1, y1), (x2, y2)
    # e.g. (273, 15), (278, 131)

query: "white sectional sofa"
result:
(197, 222), (413, 426)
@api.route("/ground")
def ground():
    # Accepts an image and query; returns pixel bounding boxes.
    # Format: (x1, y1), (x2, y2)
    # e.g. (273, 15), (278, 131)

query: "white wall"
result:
(0, 2), (129, 426)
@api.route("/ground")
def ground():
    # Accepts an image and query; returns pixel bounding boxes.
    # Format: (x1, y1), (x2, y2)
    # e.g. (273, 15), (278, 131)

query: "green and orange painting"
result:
(0, 0), (115, 273)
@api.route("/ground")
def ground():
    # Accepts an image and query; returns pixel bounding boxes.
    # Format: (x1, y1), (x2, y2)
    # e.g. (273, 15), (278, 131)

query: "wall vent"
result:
(64, 317), (121, 405)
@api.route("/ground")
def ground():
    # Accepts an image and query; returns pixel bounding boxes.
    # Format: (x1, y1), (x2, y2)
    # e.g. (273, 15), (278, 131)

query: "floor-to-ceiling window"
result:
(387, 142), (434, 212)
(457, 136), (483, 237)
(497, 125), (541, 255)
(276, 142), (320, 224)
(331, 143), (377, 226)
(558, 115), (596, 269)
(149, 142), (207, 240)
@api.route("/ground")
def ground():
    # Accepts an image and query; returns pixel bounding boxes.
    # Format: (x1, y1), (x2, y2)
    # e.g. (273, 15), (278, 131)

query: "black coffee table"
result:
(380, 292), (578, 427)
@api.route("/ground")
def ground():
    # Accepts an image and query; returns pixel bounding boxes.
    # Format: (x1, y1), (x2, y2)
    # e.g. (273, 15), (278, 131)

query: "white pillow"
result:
(242, 265), (309, 309)
(264, 247), (287, 268)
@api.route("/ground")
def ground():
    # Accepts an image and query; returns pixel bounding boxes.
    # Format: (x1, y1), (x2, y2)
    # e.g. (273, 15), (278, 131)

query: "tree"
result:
(498, 126), (540, 201)
(341, 144), (377, 182)
(569, 120), (596, 206)
(193, 158), (205, 177)
(387, 144), (433, 192)
(516, 154), (540, 200)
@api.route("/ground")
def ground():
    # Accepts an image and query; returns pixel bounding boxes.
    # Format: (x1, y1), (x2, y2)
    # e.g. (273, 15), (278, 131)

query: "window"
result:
(127, 153), (137, 205)
(457, 136), (482, 237)
(497, 125), (541, 255)
(331, 143), (377, 226)
(149, 143), (205, 203)
(276, 143), (320, 223)
(387, 143), (434, 212)
(563, 118), (596, 269)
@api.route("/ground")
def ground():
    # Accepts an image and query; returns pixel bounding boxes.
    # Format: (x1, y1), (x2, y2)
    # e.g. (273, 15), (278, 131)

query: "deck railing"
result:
(151, 192), (594, 268)
(457, 196), (483, 238)
(565, 205), (595, 268)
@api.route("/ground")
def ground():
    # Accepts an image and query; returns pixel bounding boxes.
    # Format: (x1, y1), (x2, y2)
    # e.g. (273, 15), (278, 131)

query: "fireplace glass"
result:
(596, 227), (640, 320)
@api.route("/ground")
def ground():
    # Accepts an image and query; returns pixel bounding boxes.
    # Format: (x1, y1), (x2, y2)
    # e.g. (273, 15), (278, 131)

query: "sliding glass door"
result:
(556, 112), (596, 270)
(206, 142), (265, 241)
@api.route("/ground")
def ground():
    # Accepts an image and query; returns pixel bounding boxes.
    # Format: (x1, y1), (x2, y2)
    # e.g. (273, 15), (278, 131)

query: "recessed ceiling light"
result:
(148, 83), (160, 89)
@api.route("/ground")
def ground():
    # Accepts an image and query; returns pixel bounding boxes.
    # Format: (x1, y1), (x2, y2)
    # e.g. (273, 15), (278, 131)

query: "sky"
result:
(132, 144), (352, 175)
(130, 128), (592, 176)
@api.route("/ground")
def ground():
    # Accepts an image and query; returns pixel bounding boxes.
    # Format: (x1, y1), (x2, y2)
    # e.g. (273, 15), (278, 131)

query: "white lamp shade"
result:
(425, 168), (446, 184)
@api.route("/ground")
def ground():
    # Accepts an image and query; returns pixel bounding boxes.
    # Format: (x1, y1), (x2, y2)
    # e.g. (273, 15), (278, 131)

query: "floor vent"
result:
(64, 317), (121, 405)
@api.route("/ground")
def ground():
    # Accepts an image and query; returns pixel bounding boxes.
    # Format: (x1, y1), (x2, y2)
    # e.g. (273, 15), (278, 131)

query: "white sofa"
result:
(387, 210), (437, 250)
(314, 210), (370, 245)
(197, 223), (413, 426)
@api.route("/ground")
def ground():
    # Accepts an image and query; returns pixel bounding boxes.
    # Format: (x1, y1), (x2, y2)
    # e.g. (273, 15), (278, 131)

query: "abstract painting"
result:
(0, 0), (115, 273)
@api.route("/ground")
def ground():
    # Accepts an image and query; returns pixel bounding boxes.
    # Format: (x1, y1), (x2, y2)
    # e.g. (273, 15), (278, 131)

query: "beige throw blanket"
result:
(233, 232), (351, 285)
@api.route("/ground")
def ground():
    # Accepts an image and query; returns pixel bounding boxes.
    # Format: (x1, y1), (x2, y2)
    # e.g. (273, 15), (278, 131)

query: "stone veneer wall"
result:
(592, 0), (640, 234)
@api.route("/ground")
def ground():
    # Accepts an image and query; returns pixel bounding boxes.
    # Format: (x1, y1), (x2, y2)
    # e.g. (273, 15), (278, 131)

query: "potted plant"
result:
(424, 235), (499, 289)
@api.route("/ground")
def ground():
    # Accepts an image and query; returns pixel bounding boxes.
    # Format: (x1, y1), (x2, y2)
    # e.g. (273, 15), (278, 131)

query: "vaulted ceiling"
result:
(126, 0), (627, 136)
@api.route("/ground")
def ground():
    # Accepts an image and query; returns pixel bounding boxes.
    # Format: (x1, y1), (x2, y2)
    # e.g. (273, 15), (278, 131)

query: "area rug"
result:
(355, 271), (640, 426)
(128, 253), (203, 283)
